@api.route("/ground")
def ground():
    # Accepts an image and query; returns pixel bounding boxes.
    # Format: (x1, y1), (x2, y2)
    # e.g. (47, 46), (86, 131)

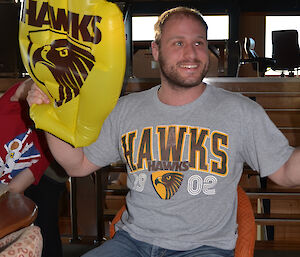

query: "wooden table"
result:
(0, 192), (38, 239)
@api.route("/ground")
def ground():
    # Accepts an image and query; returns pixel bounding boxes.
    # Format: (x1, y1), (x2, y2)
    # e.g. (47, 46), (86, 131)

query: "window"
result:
(132, 16), (157, 41)
(132, 15), (229, 41)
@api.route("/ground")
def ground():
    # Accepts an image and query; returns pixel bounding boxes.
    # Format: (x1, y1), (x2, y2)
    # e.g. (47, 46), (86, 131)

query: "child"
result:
(0, 78), (51, 192)
(0, 78), (67, 257)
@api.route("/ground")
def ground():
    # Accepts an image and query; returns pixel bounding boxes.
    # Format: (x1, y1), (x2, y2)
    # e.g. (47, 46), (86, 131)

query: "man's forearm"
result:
(269, 147), (300, 187)
(284, 147), (300, 186)
(26, 83), (100, 177)
(45, 132), (91, 177)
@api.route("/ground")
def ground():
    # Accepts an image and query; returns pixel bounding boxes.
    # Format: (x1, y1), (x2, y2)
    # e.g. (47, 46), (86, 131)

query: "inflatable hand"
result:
(19, 0), (126, 147)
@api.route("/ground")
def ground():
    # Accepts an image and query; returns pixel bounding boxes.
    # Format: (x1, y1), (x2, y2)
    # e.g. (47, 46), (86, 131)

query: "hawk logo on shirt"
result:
(0, 129), (41, 184)
(151, 171), (184, 200)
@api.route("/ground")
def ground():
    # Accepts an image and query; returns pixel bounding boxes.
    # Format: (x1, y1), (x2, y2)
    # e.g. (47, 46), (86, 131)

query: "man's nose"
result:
(183, 43), (197, 58)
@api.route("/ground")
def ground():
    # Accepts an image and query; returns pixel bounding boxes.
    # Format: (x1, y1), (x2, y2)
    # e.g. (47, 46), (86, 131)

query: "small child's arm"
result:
(8, 168), (35, 193)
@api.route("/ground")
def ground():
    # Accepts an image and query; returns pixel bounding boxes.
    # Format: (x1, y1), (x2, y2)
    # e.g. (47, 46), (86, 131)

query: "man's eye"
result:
(195, 42), (203, 46)
(175, 42), (183, 46)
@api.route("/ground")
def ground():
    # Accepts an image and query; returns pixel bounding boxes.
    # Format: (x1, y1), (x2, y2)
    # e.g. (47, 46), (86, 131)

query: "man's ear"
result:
(151, 41), (159, 62)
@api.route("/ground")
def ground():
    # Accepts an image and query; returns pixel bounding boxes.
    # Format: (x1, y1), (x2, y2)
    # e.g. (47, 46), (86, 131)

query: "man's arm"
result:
(45, 133), (99, 177)
(27, 83), (100, 177)
(268, 147), (300, 187)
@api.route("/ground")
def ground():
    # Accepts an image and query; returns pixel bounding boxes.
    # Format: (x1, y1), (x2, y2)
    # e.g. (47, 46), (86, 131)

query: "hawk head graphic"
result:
(31, 39), (95, 107)
(152, 171), (183, 200)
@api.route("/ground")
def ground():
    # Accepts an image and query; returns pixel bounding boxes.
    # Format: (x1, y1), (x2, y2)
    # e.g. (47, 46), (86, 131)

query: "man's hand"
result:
(26, 83), (50, 106)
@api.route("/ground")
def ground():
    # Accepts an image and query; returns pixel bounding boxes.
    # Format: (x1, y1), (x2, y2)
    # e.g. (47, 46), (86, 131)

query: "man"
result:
(27, 6), (300, 257)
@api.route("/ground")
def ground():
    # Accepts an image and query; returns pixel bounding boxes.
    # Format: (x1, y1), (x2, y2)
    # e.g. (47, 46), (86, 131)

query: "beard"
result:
(158, 49), (209, 89)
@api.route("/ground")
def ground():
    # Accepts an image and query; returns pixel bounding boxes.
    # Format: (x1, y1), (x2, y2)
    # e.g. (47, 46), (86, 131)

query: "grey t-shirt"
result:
(84, 84), (294, 251)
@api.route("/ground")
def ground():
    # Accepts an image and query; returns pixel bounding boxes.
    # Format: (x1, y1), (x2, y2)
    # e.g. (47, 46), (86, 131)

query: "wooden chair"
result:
(240, 37), (276, 77)
(110, 186), (256, 257)
(0, 192), (42, 256)
(0, 192), (38, 239)
(235, 186), (256, 257)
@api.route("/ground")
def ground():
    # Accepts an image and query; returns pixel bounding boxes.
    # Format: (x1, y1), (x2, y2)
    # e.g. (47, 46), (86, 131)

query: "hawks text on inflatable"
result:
(19, 0), (126, 147)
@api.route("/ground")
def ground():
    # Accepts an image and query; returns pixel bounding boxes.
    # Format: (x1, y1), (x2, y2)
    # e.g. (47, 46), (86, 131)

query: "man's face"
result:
(152, 15), (209, 88)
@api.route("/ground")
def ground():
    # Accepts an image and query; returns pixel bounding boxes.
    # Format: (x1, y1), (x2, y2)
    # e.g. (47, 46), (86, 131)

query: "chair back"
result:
(241, 37), (275, 76)
(244, 37), (258, 59)
(272, 29), (300, 71)
(110, 186), (256, 257)
(235, 186), (256, 257)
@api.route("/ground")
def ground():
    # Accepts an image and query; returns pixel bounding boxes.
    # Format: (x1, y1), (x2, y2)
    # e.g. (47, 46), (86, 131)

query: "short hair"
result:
(154, 6), (208, 44)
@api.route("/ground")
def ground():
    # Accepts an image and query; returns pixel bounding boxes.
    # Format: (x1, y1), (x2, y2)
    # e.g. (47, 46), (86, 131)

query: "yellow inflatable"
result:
(19, 0), (126, 147)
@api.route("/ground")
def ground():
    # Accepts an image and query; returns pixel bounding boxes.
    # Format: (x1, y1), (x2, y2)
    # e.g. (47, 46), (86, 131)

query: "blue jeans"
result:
(82, 230), (234, 257)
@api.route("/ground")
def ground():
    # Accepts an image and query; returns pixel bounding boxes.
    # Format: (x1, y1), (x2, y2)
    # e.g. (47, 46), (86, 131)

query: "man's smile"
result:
(179, 64), (198, 69)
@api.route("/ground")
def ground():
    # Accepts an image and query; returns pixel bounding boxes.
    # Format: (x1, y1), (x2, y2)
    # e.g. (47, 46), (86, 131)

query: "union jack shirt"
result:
(0, 83), (51, 184)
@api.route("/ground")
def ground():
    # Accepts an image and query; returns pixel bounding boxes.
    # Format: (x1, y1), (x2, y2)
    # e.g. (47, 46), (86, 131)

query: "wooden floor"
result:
(62, 243), (300, 257)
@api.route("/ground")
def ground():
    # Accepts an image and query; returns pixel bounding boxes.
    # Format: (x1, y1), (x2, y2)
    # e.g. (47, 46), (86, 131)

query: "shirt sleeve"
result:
(83, 103), (122, 168)
(241, 102), (294, 177)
